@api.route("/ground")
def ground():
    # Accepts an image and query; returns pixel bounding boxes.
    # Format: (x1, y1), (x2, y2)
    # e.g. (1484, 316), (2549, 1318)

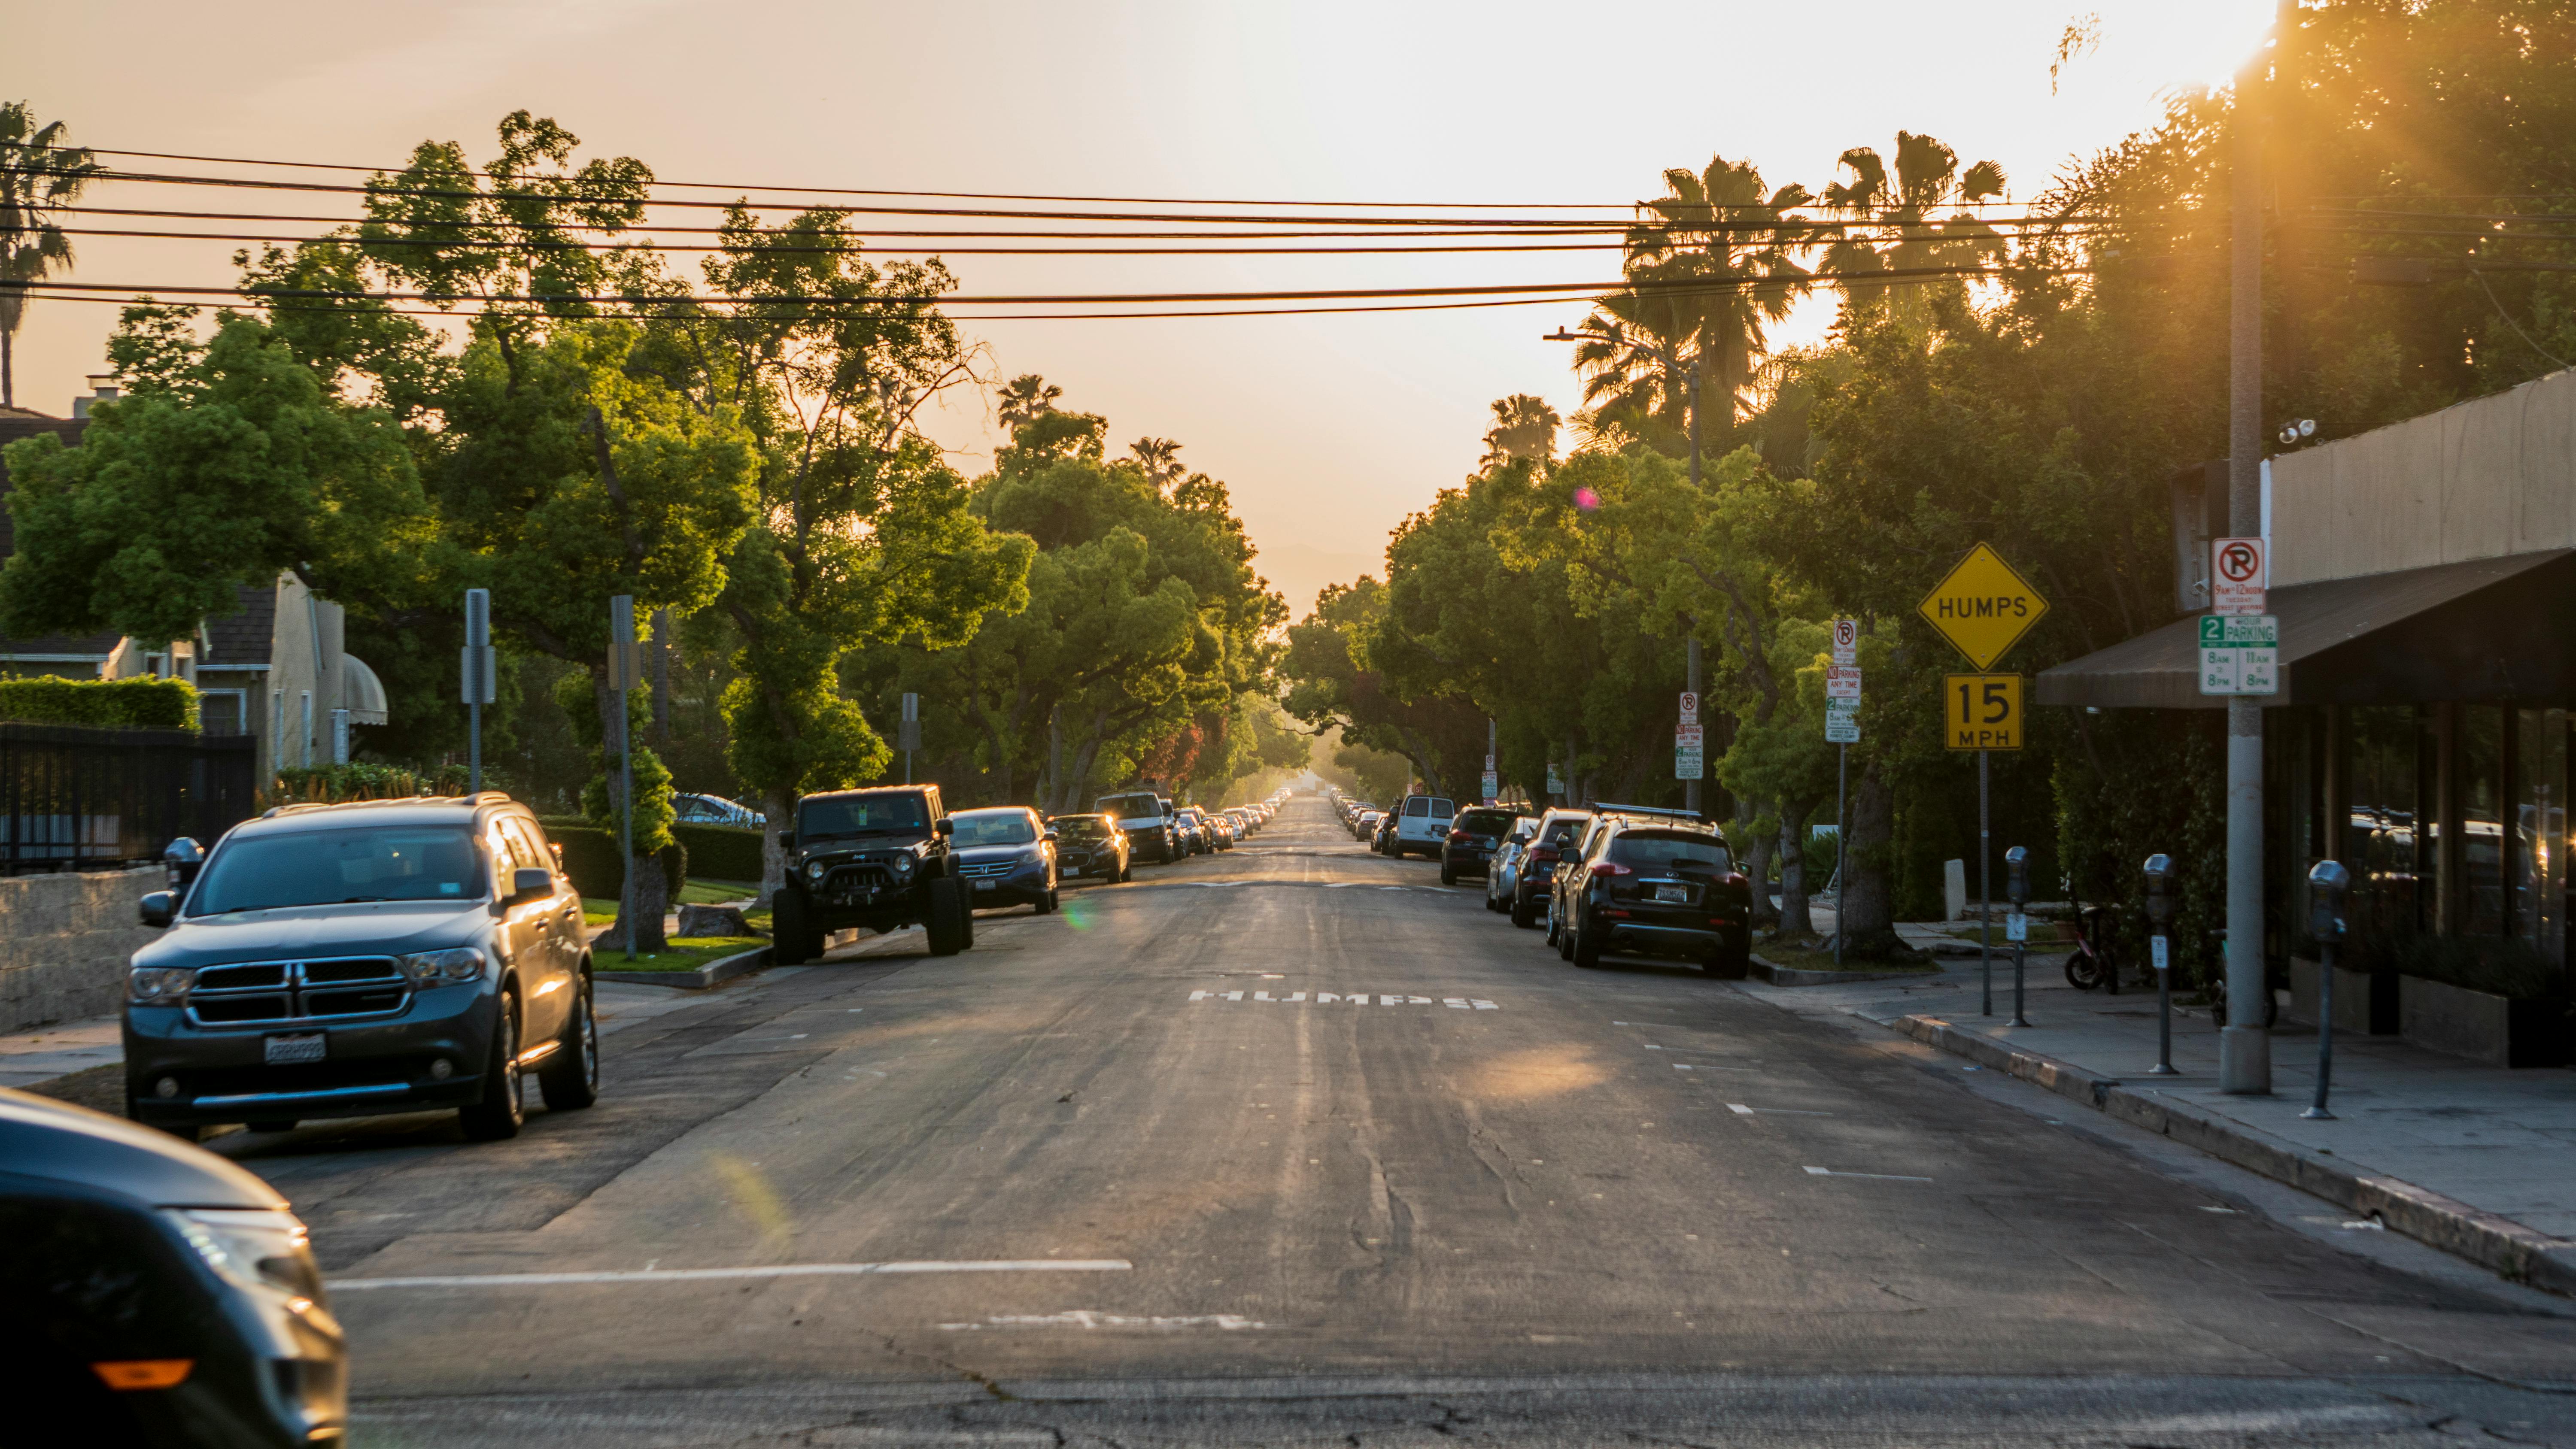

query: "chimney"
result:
(72, 374), (119, 420)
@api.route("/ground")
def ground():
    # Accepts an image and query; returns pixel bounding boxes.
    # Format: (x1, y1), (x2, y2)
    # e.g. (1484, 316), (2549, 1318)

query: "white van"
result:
(1388, 794), (1456, 858)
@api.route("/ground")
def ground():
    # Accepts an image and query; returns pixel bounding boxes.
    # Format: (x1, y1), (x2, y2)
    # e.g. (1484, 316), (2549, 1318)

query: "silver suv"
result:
(123, 794), (599, 1143)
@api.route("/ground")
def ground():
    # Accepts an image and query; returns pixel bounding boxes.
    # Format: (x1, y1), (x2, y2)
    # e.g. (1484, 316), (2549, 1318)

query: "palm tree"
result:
(1479, 394), (1560, 469)
(995, 372), (1062, 433)
(0, 103), (104, 409)
(1623, 155), (1815, 439)
(1818, 131), (2008, 318)
(1569, 288), (1701, 470)
(1128, 436), (1185, 491)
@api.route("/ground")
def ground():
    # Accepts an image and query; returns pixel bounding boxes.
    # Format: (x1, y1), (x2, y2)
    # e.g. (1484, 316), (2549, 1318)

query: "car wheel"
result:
(1544, 905), (1560, 946)
(459, 991), (526, 1141)
(1440, 862), (1458, 886)
(1510, 892), (1537, 929)
(1557, 919), (1576, 961)
(772, 889), (814, 966)
(1119, 861), (1133, 882)
(926, 878), (966, 955)
(538, 974), (600, 1110)
(1709, 932), (1752, 980)
(1571, 909), (1602, 968)
(1037, 883), (1058, 915)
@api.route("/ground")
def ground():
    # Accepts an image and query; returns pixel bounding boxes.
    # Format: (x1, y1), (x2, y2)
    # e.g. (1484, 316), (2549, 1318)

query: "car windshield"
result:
(1457, 809), (1514, 834)
(1540, 817), (1588, 846)
(1098, 793), (1160, 818)
(951, 812), (1038, 847)
(1610, 830), (1733, 875)
(801, 794), (929, 838)
(190, 825), (484, 913)
(1052, 816), (1111, 838)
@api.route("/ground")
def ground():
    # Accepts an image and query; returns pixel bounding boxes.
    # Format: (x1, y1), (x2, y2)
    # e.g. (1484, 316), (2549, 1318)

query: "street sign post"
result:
(1825, 666), (1862, 702)
(608, 595), (639, 961)
(2212, 537), (2267, 615)
(1824, 710), (1859, 744)
(1921, 546), (2049, 1012)
(1830, 617), (1858, 666)
(1675, 744), (1704, 781)
(2197, 614), (2278, 696)
(1677, 691), (1698, 725)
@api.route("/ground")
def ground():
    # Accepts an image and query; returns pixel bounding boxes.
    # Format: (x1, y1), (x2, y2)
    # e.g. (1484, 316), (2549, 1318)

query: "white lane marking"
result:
(1324, 882), (1365, 888)
(330, 1260), (1133, 1291)
(1473, 999), (1497, 1009)
(1444, 998), (1470, 1009)
(1727, 1103), (1833, 1116)
(1191, 991), (1498, 1009)
(1803, 1166), (1932, 1183)
(940, 1311), (1267, 1332)
(1379, 886), (1408, 891)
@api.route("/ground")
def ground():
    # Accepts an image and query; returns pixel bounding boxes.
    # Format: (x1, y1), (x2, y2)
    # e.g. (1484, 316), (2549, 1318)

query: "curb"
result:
(1892, 1013), (2576, 1297)
(597, 944), (771, 991)
(1749, 954), (1937, 988)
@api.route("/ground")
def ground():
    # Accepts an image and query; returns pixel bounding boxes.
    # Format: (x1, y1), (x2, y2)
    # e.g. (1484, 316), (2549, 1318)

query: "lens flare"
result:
(1063, 895), (1098, 931)
(1572, 486), (1601, 512)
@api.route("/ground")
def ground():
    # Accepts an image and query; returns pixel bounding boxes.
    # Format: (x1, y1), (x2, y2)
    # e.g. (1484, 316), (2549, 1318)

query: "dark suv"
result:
(772, 785), (974, 964)
(122, 794), (598, 1143)
(1558, 817), (1753, 977)
(1438, 805), (1519, 886)
(1508, 808), (1591, 928)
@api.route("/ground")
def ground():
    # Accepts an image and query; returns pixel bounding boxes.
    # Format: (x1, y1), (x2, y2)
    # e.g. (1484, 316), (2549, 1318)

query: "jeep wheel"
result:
(772, 889), (816, 966)
(538, 974), (600, 1110)
(925, 877), (967, 956)
(459, 991), (525, 1141)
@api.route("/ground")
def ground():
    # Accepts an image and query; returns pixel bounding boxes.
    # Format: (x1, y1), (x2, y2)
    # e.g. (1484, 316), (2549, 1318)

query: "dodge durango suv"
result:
(122, 794), (600, 1144)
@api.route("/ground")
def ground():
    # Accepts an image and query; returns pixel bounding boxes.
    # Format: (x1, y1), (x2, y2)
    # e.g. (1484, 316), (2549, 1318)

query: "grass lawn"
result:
(1754, 939), (1941, 975)
(582, 880), (759, 925)
(592, 935), (767, 973)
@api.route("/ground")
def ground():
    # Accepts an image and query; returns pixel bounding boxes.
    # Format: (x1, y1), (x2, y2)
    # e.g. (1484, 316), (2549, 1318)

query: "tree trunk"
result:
(594, 675), (668, 952)
(1738, 798), (1777, 929)
(1777, 800), (1813, 937)
(761, 786), (793, 904)
(1837, 763), (1904, 959)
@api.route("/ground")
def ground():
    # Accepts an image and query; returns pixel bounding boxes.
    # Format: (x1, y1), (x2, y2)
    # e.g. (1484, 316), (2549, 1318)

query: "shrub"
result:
(273, 762), (473, 804)
(672, 822), (763, 884)
(0, 676), (199, 731)
(544, 820), (686, 902)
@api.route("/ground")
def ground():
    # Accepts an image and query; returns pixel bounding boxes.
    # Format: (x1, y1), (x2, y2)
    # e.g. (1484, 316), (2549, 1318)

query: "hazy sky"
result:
(8, 0), (2274, 617)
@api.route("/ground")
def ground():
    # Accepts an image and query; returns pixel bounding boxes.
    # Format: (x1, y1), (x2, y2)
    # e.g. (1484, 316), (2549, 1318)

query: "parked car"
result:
(1509, 809), (1592, 928)
(1206, 814), (1234, 851)
(1046, 813), (1132, 882)
(772, 785), (974, 964)
(1372, 811), (1402, 854)
(0, 1089), (347, 1446)
(122, 794), (599, 1144)
(1388, 794), (1458, 859)
(1096, 789), (1179, 864)
(1556, 817), (1753, 977)
(1351, 809), (1383, 841)
(1176, 806), (1211, 855)
(673, 792), (765, 830)
(1438, 805), (1519, 885)
(1548, 805), (1703, 954)
(1484, 815), (1541, 911)
(948, 806), (1060, 914)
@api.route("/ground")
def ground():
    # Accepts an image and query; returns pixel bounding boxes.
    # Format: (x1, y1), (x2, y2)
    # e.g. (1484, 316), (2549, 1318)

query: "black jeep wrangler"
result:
(771, 785), (975, 964)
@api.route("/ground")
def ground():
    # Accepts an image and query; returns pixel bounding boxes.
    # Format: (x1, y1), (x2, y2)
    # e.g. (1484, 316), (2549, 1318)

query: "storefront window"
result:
(2460, 707), (2506, 936)
(2343, 705), (2426, 942)
(2515, 708), (2565, 958)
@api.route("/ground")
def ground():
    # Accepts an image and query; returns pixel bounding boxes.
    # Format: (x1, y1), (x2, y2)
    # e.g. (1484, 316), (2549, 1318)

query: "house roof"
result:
(201, 585), (277, 668)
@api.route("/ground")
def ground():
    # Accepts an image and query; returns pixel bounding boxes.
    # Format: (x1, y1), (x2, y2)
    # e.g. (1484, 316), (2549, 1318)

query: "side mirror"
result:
(509, 867), (553, 906)
(1043, 828), (1059, 842)
(934, 818), (954, 837)
(139, 891), (176, 928)
(777, 832), (796, 850)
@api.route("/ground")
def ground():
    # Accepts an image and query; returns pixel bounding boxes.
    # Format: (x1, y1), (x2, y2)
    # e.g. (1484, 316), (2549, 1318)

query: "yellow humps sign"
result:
(1917, 543), (2048, 671)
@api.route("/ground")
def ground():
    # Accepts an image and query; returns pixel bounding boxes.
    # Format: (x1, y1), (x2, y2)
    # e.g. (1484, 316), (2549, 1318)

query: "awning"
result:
(2035, 549), (2576, 709)
(341, 654), (389, 724)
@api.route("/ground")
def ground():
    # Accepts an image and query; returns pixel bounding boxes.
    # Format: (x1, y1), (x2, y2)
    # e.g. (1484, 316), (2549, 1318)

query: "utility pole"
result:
(1684, 637), (1702, 816)
(609, 595), (639, 963)
(2221, 15), (2278, 1095)
(461, 589), (493, 793)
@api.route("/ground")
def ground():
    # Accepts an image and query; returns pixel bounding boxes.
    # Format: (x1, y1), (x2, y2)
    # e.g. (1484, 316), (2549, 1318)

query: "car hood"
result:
(135, 901), (489, 969)
(956, 844), (1041, 863)
(0, 1089), (286, 1209)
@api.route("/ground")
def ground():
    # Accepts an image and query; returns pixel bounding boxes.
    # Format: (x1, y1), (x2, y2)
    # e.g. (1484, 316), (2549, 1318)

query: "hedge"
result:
(672, 822), (764, 884)
(274, 762), (472, 803)
(542, 820), (686, 901)
(0, 676), (199, 731)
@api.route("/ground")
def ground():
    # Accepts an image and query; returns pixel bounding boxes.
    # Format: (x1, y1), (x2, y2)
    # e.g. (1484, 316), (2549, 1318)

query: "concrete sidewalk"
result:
(1738, 955), (2576, 1294)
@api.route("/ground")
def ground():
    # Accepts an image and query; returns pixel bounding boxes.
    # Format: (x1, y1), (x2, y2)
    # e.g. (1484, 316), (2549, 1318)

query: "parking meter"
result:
(2142, 854), (2174, 934)
(2305, 859), (2354, 1119)
(164, 837), (204, 891)
(2004, 846), (2030, 907)
(2307, 860), (2350, 944)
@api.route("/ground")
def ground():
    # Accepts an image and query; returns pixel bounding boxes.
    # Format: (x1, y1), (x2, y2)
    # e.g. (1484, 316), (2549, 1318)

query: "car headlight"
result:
(892, 853), (914, 876)
(397, 947), (486, 985)
(127, 966), (195, 1006)
(165, 1207), (327, 1302)
(805, 858), (827, 881)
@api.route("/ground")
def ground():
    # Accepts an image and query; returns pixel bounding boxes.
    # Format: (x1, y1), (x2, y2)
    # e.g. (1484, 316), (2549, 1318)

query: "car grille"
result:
(188, 958), (409, 1026)
(959, 860), (1017, 880)
(824, 863), (895, 896)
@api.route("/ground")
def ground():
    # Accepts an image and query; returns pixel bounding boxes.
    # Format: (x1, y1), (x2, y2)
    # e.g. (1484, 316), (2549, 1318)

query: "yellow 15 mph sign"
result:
(1944, 673), (2023, 751)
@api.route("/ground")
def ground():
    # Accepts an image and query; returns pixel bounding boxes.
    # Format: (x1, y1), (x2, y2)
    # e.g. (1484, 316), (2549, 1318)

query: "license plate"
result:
(1654, 885), (1689, 904)
(974, 879), (998, 891)
(264, 1032), (326, 1065)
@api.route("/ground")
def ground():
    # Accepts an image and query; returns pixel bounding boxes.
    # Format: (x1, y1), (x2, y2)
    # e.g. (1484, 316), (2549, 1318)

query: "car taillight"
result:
(1449, 828), (1468, 842)
(1529, 846), (1558, 862)
(1589, 861), (1631, 878)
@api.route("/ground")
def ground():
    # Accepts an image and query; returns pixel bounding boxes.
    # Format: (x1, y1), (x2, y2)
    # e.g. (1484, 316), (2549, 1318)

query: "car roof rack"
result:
(1587, 802), (1709, 822)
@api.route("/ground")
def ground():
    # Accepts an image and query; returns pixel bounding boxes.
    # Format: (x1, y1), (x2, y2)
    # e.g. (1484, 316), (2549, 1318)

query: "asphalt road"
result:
(209, 797), (2576, 1447)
